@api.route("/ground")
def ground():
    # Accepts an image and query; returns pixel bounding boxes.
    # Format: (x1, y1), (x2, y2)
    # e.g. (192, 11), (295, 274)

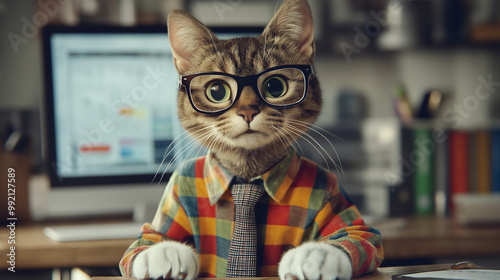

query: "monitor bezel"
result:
(42, 24), (264, 187)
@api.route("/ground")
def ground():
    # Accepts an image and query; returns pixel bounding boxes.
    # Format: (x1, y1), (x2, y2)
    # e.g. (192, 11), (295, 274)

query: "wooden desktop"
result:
(90, 263), (452, 280)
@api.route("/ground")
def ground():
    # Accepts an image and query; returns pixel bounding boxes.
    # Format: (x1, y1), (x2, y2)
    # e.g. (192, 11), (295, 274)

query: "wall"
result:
(314, 52), (398, 126)
(314, 48), (500, 128)
(0, 0), (43, 109)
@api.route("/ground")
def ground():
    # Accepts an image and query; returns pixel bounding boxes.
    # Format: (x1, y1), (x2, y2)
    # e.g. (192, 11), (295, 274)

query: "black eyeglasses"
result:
(178, 64), (314, 114)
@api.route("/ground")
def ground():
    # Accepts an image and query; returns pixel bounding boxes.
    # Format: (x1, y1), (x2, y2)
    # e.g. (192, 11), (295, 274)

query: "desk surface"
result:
(1, 217), (500, 270)
(90, 264), (452, 280)
(376, 217), (500, 259)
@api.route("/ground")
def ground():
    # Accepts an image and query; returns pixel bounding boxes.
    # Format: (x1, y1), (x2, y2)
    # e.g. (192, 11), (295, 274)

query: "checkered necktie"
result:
(226, 183), (266, 278)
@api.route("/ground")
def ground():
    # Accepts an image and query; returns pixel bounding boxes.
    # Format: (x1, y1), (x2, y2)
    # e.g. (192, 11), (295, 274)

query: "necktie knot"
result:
(231, 183), (265, 208)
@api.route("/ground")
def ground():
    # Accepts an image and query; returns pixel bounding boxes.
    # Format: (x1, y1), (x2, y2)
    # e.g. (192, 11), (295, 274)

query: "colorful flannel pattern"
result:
(120, 150), (384, 278)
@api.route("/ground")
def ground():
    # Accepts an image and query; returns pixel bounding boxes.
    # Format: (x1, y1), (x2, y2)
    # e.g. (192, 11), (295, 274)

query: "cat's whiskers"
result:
(157, 124), (211, 167)
(182, 128), (218, 171)
(153, 119), (232, 184)
(203, 129), (222, 152)
(156, 126), (214, 184)
(202, 128), (232, 165)
(211, 132), (228, 153)
(281, 122), (343, 175)
(270, 126), (292, 150)
(266, 119), (300, 150)
(159, 140), (205, 184)
(264, 116), (307, 155)
(153, 127), (199, 183)
(190, 126), (224, 161)
(279, 124), (332, 172)
(271, 125), (305, 156)
(286, 119), (344, 173)
(288, 119), (344, 141)
(165, 126), (220, 181)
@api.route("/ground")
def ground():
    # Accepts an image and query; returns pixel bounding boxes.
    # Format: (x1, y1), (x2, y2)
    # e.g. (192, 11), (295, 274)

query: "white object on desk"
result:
(44, 222), (144, 242)
(394, 269), (500, 280)
(453, 194), (500, 225)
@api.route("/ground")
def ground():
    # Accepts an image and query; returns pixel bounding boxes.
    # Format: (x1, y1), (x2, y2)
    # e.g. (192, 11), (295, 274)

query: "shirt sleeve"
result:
(119, 171), (194, 276)
(313, 182), (384, 277)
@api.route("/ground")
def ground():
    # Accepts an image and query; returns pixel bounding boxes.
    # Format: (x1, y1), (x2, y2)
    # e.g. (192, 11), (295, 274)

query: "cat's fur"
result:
(132, 0), (353, 279)
(169, 0), (321, 179)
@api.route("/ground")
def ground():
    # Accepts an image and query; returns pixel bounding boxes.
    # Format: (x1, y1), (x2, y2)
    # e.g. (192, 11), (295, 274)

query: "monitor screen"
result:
(43, 25), (262, 187)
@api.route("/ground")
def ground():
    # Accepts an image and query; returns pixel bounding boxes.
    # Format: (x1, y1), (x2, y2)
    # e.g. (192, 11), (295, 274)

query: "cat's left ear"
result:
(168, 9), (217, 74)
(262, 0), (315, 59)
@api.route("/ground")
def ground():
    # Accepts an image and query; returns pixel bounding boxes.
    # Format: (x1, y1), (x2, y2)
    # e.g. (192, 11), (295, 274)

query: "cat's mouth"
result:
(235, 129), (265, 138)
(227, 127), (276, 149)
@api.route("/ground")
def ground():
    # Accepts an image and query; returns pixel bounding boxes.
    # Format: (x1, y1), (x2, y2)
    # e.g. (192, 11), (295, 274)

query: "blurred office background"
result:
(1, 0), (500, 278)
(2, 0), (500, 214)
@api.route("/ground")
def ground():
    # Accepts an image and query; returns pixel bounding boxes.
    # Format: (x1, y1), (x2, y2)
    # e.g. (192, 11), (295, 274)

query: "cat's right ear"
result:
(262, 0), (315, 60)
(168, 10), (217, 74)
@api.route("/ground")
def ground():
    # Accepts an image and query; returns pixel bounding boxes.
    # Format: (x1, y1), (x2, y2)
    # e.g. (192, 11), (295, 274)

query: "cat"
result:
(119, 0), (383, 279)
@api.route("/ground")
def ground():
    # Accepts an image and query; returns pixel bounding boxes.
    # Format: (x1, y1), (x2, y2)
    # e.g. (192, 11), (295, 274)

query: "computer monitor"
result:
(39, 25), (262, 220)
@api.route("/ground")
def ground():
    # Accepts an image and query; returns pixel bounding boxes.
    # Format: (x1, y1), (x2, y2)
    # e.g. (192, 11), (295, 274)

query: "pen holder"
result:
(0, 151), (32, 224)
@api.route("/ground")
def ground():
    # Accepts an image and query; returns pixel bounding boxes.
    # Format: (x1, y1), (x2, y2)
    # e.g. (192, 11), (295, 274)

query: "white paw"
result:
(278, 242), (352, 280)
(132, 241), (199, 279)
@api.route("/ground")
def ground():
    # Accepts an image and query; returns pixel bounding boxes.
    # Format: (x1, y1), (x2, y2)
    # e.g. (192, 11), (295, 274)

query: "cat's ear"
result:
(262, 0), (315, 59)
(168, 9), (217, 74)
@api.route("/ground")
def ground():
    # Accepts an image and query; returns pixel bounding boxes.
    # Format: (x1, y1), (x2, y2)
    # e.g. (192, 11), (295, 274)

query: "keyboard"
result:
(44, 222), (143, 242)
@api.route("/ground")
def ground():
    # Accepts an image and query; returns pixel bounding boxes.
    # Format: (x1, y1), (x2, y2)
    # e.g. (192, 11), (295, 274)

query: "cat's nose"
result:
(237, 109), (260, 123)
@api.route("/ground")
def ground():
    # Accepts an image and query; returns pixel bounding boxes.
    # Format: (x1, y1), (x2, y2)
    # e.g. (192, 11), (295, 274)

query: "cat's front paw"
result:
(132, 241), (199, 279)
(278, 242), (352, 280)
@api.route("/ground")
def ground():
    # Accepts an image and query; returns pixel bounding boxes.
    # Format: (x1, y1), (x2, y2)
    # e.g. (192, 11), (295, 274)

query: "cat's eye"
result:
(262, 76), (288, 99)
(205, 80), (231, 103)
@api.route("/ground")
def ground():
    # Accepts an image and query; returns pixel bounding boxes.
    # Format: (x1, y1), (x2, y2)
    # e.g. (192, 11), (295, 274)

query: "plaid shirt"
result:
(120, 150), (384, 278)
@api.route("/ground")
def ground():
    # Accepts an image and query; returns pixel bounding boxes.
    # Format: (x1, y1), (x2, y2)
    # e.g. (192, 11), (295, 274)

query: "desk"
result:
(376, 217), (500, 259)
(90, 264), (452, 280)
(0, 221), (133, 270)
(1, 217), (500, 270)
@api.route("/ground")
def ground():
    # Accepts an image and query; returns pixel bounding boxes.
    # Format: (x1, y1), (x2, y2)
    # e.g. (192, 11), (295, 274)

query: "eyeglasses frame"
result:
(178, 64), (314, 114)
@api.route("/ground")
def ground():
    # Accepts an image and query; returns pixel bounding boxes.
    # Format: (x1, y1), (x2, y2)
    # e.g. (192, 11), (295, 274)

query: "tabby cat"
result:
(120, 0), (383, 279)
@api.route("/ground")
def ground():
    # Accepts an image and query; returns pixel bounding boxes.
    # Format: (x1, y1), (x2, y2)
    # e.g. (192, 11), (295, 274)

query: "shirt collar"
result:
(204, 149), (301, 205)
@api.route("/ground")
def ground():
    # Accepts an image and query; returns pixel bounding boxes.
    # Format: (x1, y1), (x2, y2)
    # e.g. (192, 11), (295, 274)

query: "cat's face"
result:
(169, 0), (321, 153)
